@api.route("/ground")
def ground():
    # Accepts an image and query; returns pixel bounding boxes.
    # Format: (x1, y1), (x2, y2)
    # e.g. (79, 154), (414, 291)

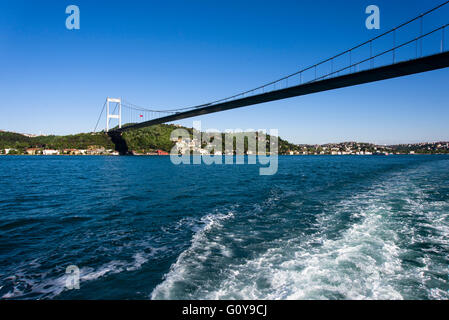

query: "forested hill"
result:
(0, 130), (114, 150)
(0, 124), (296, 154)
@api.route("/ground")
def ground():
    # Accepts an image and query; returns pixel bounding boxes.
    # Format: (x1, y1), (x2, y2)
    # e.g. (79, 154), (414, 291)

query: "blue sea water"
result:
(0, 155), (448, 300)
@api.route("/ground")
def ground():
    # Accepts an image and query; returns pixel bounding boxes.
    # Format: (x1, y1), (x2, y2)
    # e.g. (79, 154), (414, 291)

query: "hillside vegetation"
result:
(0, 124), (294, 154)
(0, 131), (114, 150)
(122, 124), (179, 152)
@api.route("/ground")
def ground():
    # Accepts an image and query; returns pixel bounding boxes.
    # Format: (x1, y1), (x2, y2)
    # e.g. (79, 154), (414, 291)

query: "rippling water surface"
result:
(0, 155), (448, 299)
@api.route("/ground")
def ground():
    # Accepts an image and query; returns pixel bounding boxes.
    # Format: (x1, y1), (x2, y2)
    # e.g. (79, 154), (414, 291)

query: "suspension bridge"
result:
(94, 2), (449, 153)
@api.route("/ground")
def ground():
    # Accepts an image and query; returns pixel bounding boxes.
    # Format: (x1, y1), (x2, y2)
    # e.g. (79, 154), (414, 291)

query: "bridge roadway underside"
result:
(112, 51), (449, 134)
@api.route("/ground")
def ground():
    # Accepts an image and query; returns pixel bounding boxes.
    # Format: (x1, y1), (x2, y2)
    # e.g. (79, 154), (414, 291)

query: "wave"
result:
(1, 249), (156, 299)
(207, 201), (404, 300)
(150, 161), (449, 300)
(151, 210), (235, 299)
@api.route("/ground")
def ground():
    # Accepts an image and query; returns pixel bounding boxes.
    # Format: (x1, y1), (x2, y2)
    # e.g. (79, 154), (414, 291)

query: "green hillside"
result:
(0, 131), (32, 149)
(122, 124), (180, 153)
(0, 131), (114, 150)
(0, 124), (295, 154)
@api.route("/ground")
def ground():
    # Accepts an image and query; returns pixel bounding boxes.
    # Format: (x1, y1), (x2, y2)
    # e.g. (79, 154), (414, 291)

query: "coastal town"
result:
(172, 138), (449, 156)
(285, 141), (449, 156)
(0, 146), (170, 156)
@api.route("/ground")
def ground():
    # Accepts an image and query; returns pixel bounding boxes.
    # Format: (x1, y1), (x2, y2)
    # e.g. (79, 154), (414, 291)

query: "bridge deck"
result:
(112, 51), (449, 133)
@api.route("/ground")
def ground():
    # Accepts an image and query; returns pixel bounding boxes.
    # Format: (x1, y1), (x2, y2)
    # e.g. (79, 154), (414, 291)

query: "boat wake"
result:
(151, 161), (449, 300)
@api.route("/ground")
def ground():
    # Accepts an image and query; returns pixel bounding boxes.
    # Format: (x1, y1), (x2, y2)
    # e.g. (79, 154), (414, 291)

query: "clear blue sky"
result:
(1, 0), (448, 144)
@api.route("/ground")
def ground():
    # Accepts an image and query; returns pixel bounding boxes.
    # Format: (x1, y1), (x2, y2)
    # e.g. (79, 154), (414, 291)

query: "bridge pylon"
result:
(106, 97), (121, 132)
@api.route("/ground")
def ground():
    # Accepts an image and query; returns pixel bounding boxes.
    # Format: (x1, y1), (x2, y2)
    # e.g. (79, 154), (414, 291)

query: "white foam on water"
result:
(151, 211), (235, 299)
(204, 200), (404, 300)
(1, 248), (157, 299)
(390, 169), (449, 299)
(152, 162), (449, 300)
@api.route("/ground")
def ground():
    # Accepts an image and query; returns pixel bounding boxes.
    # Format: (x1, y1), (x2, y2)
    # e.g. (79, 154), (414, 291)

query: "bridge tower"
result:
(106, 97), (121, 132)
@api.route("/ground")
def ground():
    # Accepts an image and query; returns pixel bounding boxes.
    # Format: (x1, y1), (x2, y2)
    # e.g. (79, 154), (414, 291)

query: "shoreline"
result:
(1, 153), (449, 157)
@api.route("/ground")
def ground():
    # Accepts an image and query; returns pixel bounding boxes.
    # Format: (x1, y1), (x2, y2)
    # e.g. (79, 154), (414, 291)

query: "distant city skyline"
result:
(1, 0), (448, 144)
